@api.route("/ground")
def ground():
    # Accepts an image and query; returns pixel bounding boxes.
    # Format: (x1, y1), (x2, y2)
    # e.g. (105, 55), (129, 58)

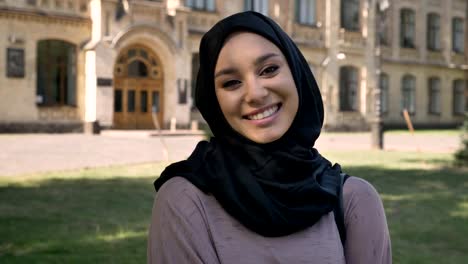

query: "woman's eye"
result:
(222, 80), (241, 88)
(261, 65), (279, 76)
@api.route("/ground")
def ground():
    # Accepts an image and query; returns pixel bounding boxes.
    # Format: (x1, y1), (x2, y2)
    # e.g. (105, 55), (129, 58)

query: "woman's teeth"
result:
(247, 105), (279, 120)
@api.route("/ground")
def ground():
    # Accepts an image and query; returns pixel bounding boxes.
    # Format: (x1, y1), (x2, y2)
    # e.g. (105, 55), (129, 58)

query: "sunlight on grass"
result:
(94, 230), (147, 243)
(450, 202), (468, 219)
(322, 150), (454, 170)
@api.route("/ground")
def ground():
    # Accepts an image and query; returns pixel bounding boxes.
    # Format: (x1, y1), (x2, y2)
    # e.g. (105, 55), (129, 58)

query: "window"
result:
(185, 0), (215, 11)
(114, 89), (123, 112)
(400, 9), (415, 48)
(152, 91), (160, 113)
(36, 40), (76, 106)
(452, 18), (465, 53)
(377, 9), (390, 46)
(379, 73), (389, 114)
(127, 90), (135, 112)
(428, 77), (441, 115)
(178, 79), (188, 104)
(339, 66), (359, 111)
(401, 75), (416, 114)
(245, 0), (269, 15)
(141, 90), (148, 112)
(453, 80), (466, 115)
(340, 0), (360, 31)
(296, 0), (316, 26)
(191, 53), (199, 105)
(427, 13), (440, 51)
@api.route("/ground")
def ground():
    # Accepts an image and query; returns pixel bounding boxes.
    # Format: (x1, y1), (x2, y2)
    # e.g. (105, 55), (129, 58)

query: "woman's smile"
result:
(243, 103), (282, 128)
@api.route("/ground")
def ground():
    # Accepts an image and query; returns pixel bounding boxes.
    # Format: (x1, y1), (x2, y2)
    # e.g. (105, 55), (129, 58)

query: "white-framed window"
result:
(185, 0), (215, 11)
(296, 0), (316, 26)
(428, 77), (441, 115)
(379, 73), (389, 114)
(453, 80), (466, 115)
(427, 13), (441, 51)
(401, 75), (416, 114)
(400, 9), (415, 48)
(245, 0), (269, 15)
(452, 17), (465, 53)
(339, 66), (359, 111)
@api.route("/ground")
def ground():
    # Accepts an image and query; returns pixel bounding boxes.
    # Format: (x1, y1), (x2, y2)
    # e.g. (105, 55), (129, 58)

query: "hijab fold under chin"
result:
(154, 11), (343, 237)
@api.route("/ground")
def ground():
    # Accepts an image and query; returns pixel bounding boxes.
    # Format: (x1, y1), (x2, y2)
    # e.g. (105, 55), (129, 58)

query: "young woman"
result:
(148, 11), (391, 264)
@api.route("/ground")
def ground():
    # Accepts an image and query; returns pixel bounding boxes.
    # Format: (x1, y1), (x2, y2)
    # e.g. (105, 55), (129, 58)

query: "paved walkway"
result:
(0, 131), (461, 176)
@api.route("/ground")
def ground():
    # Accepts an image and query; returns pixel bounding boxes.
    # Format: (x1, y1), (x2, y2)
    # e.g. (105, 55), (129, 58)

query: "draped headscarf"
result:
(154, 11), (343, 237)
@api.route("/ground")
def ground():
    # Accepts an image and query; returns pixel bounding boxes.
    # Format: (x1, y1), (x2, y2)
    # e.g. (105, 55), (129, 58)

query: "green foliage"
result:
(454, 113), (468, 167)
(200, 123), (213, 140)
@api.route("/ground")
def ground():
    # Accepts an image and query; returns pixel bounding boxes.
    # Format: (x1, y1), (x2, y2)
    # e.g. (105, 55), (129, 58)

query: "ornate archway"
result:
(113, 44), (164, 129)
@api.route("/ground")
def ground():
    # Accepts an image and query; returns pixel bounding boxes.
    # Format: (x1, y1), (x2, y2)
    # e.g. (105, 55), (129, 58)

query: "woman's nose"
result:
(244, 77), (268, 104)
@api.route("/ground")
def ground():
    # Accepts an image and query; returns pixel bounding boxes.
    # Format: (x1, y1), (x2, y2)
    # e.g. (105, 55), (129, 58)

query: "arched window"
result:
(427, 13), (441, 51)
(341, 0), (360, 31)
(36, 40), (76, 106)
(453, 80), (466, 115)
(400, 9), (415, 48)
(428, 77), (441, 114)
(401, 75), (416, 114)
(339, 66), (359, 111)
(128, 60), (148, 77)
(379, 73), (389, 114)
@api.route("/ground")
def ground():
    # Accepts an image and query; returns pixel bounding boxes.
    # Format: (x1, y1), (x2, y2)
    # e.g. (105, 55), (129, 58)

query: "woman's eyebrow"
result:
(214, 53), (280, 79)
(254, 53), (280, 67)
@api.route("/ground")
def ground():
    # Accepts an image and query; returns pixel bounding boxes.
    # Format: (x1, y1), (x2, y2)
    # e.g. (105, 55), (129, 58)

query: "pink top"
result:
(148, 176), (392, 264)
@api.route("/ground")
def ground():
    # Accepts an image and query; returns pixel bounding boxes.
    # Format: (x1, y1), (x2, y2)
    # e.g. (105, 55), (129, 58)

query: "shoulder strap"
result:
(333, 173), (350, 247)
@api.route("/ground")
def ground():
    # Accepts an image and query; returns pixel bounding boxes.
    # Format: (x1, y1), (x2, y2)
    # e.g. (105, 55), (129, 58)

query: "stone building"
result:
(0, 0), (466, 132)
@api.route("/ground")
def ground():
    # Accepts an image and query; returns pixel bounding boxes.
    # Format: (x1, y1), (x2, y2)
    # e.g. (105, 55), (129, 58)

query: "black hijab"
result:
(154, 11), (343, 237)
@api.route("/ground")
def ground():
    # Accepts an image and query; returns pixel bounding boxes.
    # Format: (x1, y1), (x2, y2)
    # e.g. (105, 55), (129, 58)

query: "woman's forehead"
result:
(216, 32), (284, 66)
(222, 31), (279, 50)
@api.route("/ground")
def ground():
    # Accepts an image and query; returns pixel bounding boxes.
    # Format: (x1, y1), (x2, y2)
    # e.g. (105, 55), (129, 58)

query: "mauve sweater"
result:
(148, 176), (392, 264)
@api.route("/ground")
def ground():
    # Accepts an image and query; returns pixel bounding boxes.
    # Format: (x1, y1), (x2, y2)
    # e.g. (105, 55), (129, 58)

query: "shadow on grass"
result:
(0, 165), (467, 264)
(0, 176), (157, 264)
(399, 157), (455, 167)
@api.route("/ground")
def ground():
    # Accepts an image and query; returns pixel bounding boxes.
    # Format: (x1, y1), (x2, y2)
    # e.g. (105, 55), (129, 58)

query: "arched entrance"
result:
(113, 44), (164, 129)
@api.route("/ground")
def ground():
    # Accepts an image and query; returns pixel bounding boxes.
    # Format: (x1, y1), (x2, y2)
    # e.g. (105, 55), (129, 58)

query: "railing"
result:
(399, 48), (419, 61)
(187, 11), (219, 34)
(291, 23), (324, 47)
(0, 0), (90, 16)
(338, 30), (366, 50)
(426, 50), (444, 64)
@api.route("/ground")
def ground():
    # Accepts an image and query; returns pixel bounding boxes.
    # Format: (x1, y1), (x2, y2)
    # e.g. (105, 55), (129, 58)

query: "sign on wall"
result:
(7, 48), (25, 78)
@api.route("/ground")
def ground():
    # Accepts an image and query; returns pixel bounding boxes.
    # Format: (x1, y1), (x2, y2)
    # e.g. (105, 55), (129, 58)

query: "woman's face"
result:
(214, 32), (299, 144)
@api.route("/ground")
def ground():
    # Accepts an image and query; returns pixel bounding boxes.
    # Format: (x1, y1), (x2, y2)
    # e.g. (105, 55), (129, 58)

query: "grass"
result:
(1, 152), (467, 263)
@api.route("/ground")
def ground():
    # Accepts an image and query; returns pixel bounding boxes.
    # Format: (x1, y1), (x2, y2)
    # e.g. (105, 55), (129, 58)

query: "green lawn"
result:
(0, 151), (467, 263)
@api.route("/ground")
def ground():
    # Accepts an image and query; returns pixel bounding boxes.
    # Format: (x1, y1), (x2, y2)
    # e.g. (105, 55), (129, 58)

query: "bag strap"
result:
(333, 173), (350, 247)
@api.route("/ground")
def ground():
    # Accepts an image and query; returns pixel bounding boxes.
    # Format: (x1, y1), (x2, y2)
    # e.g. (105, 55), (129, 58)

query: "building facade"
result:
(0, 0), (466, 132)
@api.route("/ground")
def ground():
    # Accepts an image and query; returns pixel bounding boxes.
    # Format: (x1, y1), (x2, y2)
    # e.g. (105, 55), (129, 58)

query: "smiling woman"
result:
(148, 11), (391, 264)
(214, 32), (299, 144)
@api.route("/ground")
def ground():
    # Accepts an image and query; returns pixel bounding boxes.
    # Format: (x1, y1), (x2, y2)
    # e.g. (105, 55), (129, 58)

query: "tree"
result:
(454, 113), (468, 167)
